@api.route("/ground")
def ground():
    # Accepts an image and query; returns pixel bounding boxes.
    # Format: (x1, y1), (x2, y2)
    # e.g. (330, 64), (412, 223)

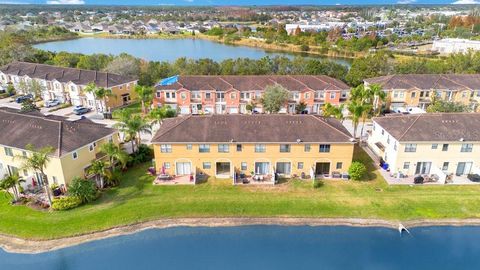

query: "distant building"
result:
(364, 74), (480, 112)
(0, 62), (138, 112)
(432, 38), (480, 55)
(154, 75), (350, 115)
(285, 22), (345, 35)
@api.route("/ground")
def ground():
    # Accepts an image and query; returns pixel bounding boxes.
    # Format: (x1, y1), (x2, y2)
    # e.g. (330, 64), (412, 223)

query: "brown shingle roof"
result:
(364, 74), (480, 91)
(373, 113), (480, 142)
(155, 75), (349, 92)
(0, 108), (116, 157)
(0, 62), (136, 88)
(152, 114), (353, 143)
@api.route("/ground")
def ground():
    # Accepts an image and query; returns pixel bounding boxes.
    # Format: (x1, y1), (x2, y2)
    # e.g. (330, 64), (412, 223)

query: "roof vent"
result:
(296, 139), (302, 143)
(459, 138), (465, 142)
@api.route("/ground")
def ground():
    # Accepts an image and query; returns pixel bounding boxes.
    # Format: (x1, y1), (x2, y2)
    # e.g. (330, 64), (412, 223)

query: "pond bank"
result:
(3, 217), (480, 254)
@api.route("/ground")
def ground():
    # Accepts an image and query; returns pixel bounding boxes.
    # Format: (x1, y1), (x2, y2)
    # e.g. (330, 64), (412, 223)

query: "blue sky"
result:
(0, 0), (478, 6)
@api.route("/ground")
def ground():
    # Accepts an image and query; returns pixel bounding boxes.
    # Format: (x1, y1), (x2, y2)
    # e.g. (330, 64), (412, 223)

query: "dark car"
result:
(467, 174), (480, 182)
(15, 94), (33, 103)
(73, 106), (91, 115)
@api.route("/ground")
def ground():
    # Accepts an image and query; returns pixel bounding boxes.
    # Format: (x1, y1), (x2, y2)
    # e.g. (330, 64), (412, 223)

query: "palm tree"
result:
(347, 100), (367, 139)
(148, 106), (176, 125)
(88, 160), (108, 188)
(0, 174), (25, 202)
(84, 82), (115, 113)
(114, 115), (151, 153)
(367, 84), (386, 116)
(322, 103), (345, 123)
(100, 142), (130, 171)
(134, 85), (154, 114)
(15, 144), (54, 205)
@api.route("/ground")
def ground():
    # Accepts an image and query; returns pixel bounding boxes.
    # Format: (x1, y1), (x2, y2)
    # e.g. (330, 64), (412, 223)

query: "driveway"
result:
(0, 97), (21, 110)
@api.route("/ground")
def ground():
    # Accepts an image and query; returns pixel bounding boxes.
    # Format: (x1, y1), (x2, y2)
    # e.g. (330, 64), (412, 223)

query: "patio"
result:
(379, 166), (479, 185)
(153, 175), (195, 185)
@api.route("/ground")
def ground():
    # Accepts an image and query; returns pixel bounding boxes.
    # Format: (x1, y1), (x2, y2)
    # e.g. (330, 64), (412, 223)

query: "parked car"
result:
(73, 106), (91, 115)
(45, 99), (61, 108)
(15, 94), (33, 103)
(467, 174), (480, 182)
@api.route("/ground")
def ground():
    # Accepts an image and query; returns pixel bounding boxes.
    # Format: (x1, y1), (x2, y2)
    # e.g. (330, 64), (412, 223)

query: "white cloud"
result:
(397, 0), (416, 4)
(184, 0), (194, 2)
(452, 0), (480, 3)
(46, 0), (85, 4)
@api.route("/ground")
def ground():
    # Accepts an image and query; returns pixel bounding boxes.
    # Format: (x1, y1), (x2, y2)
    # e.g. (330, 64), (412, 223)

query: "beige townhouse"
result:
(368, 113), (480, 184)
(364, 74), (480, 112)
(0, 108), (119, 188)
(0, 61), (138, 112)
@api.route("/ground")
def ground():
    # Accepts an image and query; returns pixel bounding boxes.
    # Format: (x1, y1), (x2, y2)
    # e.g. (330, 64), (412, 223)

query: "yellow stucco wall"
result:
(153, 143), (354, 179)
(105, 81), (138, 110)
(0, 133), (119, 187)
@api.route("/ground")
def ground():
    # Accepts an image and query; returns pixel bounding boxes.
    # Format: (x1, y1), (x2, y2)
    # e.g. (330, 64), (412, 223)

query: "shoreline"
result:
(3, 217), (480, 254)
(34, 33), (358, 61)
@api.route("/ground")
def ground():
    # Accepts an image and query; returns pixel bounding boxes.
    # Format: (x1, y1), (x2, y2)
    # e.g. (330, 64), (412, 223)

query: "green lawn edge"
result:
(2, 147), (480, 240)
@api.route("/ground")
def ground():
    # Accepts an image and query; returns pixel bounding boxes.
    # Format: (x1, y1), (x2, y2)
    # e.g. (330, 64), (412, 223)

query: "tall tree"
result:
(134, 85), (154, 114)
(15, 144), (54, 205)
(322, 103), (345, 123)
(114, 114), (151, 153)
(88, 160), (108, 189)
(261, 84), (289, 113)
(84, 82), (115, 113)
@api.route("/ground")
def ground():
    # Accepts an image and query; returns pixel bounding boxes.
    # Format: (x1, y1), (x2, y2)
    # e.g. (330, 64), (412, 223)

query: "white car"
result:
(45, 99), (61, 108)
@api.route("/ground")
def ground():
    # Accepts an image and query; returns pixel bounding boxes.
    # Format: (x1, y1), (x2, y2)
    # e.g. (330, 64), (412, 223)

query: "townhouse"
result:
(0, 108), (120, 188)
(0, 62), (138, 112)
(364, 74), (480, 112)
(152, 114), (355, 183)
(368, 113), (480, 183)
(154, 75), (350, 115)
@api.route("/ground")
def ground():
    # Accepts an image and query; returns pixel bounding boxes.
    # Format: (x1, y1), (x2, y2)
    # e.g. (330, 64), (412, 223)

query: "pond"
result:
(1, 225), (479, 270)
(34, 37), (352, 66)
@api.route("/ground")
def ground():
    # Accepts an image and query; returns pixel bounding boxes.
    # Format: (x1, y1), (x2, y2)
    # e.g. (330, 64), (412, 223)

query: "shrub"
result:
(313, 179), (324, 189)
(300, 44), (310, 51)
(129, 144), (154, 166)
(68, 177), (98, 203)
(348, 162), (367, 181)
(51, 196), (82, 211)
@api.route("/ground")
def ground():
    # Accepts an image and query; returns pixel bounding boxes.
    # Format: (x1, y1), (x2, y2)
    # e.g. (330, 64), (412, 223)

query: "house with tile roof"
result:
(0, 108), (120, 188)
(364, 74), (480, 112)
(154, 75), (350, 115)
(152, 114), (354, 184)
(367, 113), (480, 184)
(0, 62), (138, 113)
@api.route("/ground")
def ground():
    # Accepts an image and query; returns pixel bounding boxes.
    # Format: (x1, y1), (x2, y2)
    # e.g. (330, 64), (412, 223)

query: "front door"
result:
(415, 162), (432, 175)
(176, 162), (191, 175)
(456, 162), (472, 176)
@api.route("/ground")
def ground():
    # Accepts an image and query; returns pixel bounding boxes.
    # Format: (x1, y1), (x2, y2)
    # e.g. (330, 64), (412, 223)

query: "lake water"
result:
(1, 225), (480, 270)
(33, 37), (352, 66)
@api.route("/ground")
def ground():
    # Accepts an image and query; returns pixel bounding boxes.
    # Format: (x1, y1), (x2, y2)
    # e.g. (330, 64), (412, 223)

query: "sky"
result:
(0, 0), (479, 6)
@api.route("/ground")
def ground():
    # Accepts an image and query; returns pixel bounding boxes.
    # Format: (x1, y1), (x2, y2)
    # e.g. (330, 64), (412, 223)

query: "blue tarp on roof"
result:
(159, 75), (179, 86)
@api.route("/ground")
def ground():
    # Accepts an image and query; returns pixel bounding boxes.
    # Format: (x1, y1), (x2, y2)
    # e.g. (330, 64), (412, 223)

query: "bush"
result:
(51, 196), (82, 211)
(68, 177), (98, 203)
(348, 162), (367, 181)
(129, 144), (154, 166)
(313, 179), (324, 189)
(300, 44), (310, 51)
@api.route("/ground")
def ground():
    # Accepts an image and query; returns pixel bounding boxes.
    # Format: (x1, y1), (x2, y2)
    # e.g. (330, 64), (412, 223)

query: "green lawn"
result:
(112, 102), (142, 119)
(2, 147), (480, 240)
